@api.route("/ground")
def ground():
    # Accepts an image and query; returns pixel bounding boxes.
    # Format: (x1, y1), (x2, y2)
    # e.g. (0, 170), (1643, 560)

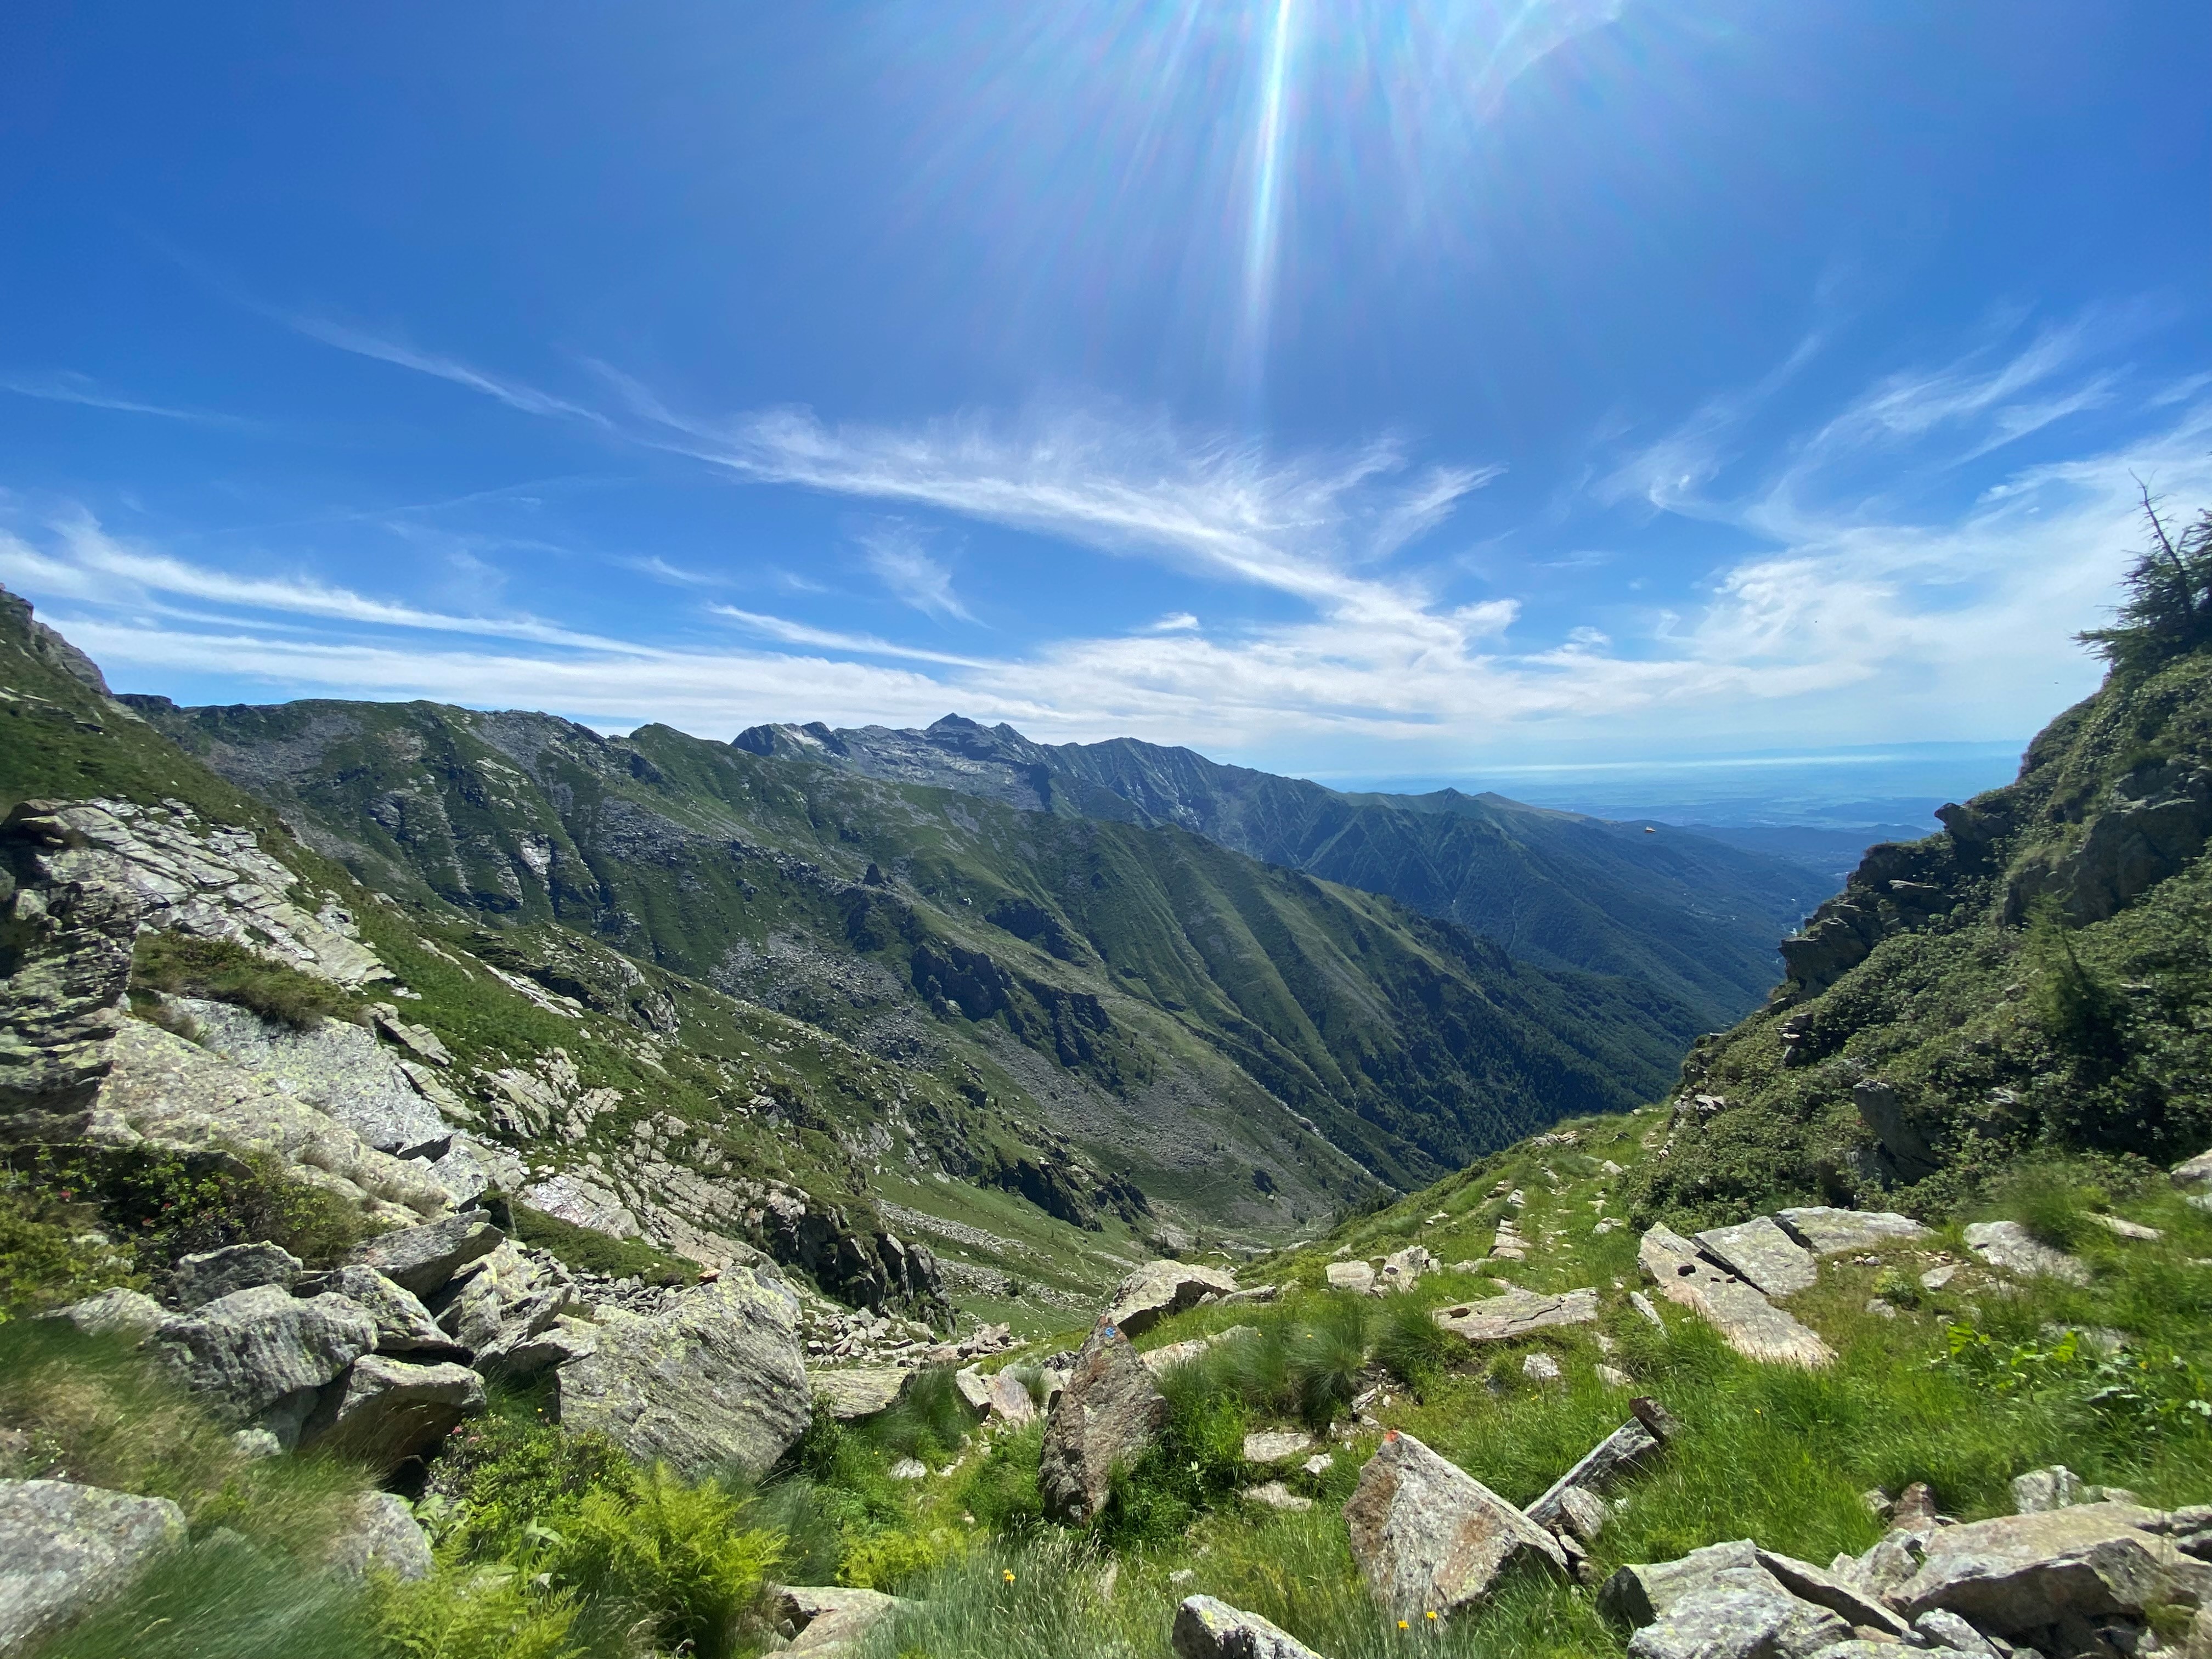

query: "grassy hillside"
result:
(735, 715), (1831, 1029)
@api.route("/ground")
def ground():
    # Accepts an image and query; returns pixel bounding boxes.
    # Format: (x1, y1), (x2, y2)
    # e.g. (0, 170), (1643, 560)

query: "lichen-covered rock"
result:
(302, 1355), (486, 1470)
(292, 1265), (470, 1362)
(1243, 1429), (1313, 1464)
(1325, 1261), (1376, 1293)
(1600, 1539), (1855, 1659)
(325, 1492), (433, 1581)
(556, 1267), (810, 1477)
(1379, 1246), (1432, 1290)
(174, 998), (452, 1158)
(1525, 1416), (1661, 1530)
(1344, 1430), (1567, 1619)
(1040, 1322), (1170, 1524)
(154, 1285), (377, 1444)
(1639, 1226), (1835, 1368)
(0, 1479), (185, 1651)
(348, 1211), (501, 1298)
(1172, 1595), (1328, 1659)
(1694, 1218), (1816, 1297)
(1434, 1287), (1599, 1342)
(426, 1240), (572, 1373)
(985, 1368), (1037, 1425)
(168, 1243), (303, 1310)
(1103, 1260), (1238, 1337)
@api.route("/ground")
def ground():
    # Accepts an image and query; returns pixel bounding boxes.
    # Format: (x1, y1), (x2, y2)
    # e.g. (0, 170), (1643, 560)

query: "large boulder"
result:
(1039, 1321), (1170, 1524)
(348, 1210), (501, 1298)
(325, 1492), (433, 1582)
(1343, 1429), (1567, 1620)
(1104, 1261), (1238, 1337)
(1434, 1288), (1598, 1343)
(1600, 1539), (1856, 1659)
(1638, 1226), (1834, 1368)
(1891, 1503), (2208, 1635)
(1172, 1595), (1327, 1659)
(812, 1368), (909, 1421)
(1525, 1415), (1661, 1530)
(293, 1266), (470, 1363)
(154, 1285), (377, 1446)
(556, 1267), (810, 1478)
(48, 1287), (164, 1343)
(167, 1243), (303, 1310)
(0, 1479), (185, 1652)
(1693, 1220), (1816, 1298)
(301, 1355), (486, 1470)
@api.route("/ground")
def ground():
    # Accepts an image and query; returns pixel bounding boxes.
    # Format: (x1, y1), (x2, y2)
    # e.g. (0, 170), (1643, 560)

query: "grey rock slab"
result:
(775, 1584), (912, 1658)
(0, 1479), (186, 1652)
(154, 1285), (377, 1435)
(167, 1243), (304, 1310)
(1172, 1595), (1328, 1659)
(556, 1266), (810, 1479)
(302, 1355), (486, 1470)
(428, 1240), (573, 1370)
(1774, 1209), (1931, 1255)
(48, 1287), (163, 1343)
(1344, 1429), (1567, 1620)
(1525, 1417), (1660, 1530)
(348, 1210), (501, 1299)
(1962, 1222), (2091, 1286)
(1893, 1504), (2191, 1634)
(1696, 1218), (1819, 1297)
(1558, 1486), (1612, 1544)
(812, 1368), (909, 1420)
(482, 1316), (596, 1379)
(1434, 1287), (1599, 1343)
(326, 1492), (433, 1582)
(953, 1367), (992, 1413)
(292, 1266), (468, 1362)
(1601, 1539), (1764, 1626)
(1627, 1585), (1848, 1659)
(1756, 1548), (1912, 1638)
(1914, 1609), (2002, 1657)
(174, 998), (452, 1156)
(1102, 1260), (1239, 1338)
(1640, 1226), (1836, 1368)
(2171, 1148), (2212, 1188)
(1243, 1429), (1313, 1464)
(1244, 1481), (1313, 1512)
(1325, 1261), (1376, 1294)
(1379, 1246), (1432, 1290)
(1040, 1321), (1170, 1524)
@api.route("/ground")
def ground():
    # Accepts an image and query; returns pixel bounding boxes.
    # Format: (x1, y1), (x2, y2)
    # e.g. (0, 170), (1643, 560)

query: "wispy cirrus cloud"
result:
(855, 521), (973, 620)
(0, 370), (249, 427)
(286, 317), (613, 427)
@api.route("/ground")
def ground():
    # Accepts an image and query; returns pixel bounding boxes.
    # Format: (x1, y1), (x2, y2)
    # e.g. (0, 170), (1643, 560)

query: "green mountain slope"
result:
(1618, 630), (2212, 1229)
(731, 715), (1830, 1026)
(121, 692), (1702, 1204)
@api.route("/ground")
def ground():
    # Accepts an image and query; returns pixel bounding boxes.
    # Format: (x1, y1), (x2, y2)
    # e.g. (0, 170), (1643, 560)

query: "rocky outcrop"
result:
(1771, 1207), (1929, 1254)
(301, 1353), (486, 1470)
(1103, 1260), (1238, 1337)
(2008, 760), (2212, 926)
(167, 1243), (304, 1310)
(94, 1019), (451, 1223)
(49, 1286), (164, 1342)
(556, 1266), (811, 1477)
(154, 1285), (379, 1446)
(174, 998), (453, 1158)
(1039, 1321), (1170, 1524)
(0, 1479), (185, 1651)
(1638, 1226), (1835, 1368)
(1600, 1539), (1860, 1659)
(1172, 1595), (1327, 1659)
(425, 1239), (575, 1375)
(1434, 1288), (1599, 1344)
(1888, 1503), (2210, 1634)
(294, 1265), (471, 1363)
(1343, 1430), (1567, 1620)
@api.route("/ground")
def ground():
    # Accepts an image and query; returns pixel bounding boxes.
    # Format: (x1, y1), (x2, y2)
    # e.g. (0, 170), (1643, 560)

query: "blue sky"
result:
(3, 2), (2210, 796)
